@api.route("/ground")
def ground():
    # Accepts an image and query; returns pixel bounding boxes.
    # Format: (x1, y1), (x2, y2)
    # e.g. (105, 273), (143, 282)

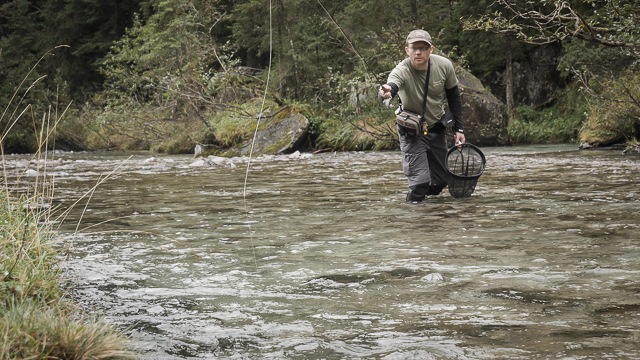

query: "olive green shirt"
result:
(387, 54), (458, 127)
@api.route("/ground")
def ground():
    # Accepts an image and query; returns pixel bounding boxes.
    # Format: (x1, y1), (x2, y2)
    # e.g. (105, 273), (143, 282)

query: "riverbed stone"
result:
(422, 272), (445, 282)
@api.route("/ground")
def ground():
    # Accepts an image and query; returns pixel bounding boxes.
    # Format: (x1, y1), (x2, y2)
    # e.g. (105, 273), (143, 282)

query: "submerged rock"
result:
(422, 272), (445, 282)
(189, 156), (236, 168)
(622, 144), (640, 155)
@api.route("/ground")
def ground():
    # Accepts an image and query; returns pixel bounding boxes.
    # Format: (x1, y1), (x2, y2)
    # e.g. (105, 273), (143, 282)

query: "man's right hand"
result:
(378, 84), (392, 99)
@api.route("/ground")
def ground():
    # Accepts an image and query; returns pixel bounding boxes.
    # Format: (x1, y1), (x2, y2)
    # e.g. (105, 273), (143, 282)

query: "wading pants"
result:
(399, 127), (449, 197)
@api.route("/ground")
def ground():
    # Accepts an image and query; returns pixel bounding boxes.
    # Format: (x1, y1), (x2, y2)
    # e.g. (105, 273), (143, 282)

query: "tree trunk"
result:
(276, 0), (299, 99)
(505, 35), (514, 125)
(410, 0), (418, 26)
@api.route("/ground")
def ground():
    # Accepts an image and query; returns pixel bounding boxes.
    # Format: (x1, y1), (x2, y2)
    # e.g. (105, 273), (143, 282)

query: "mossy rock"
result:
(579, 99), (638, 148)
(239, 111), (310, 156)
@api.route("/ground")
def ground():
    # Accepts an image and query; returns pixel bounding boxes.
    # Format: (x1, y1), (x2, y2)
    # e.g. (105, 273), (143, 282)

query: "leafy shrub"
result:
(579, 71), (640, 146)
(508, 85), (587, 144)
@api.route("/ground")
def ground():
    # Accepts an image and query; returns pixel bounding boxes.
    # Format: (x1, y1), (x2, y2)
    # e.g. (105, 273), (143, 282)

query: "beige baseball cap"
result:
(406, 29), (433, 46)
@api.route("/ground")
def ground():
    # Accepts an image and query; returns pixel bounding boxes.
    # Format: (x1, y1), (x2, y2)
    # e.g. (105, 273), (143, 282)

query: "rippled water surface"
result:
(4, 145), (639, 359)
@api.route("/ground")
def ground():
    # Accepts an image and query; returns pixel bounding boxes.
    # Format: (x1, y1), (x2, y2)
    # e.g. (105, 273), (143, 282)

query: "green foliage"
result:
(100, 1), (225, 107)
(558, 35), (638, 147)
(0, 196), (60, 304)
(0, 0), (141, 153)
(0, 190), (134, 358)
(96, 0), (251, 152)
(314, 100), (398, 151)
(579, 70), (640, 145)
(2, 0), (639, 152)
(0, 0), (141, 105)
(232, 0), (354, 100)
(508, 83), (587, 144)
(464, 0), (639, 146)
(1, 301), (136, 359)
(509, 106), (578, 144)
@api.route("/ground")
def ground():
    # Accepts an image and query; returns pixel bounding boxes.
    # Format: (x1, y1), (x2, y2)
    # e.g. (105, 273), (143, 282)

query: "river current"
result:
(3, 145), (639, 359)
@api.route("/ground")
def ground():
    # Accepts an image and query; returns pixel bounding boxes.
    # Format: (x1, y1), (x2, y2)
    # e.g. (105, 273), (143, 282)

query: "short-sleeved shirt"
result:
(387, 54), (458, 128)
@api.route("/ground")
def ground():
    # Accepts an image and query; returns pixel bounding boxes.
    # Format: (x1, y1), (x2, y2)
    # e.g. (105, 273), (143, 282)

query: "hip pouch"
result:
(395, 110), (424, 138)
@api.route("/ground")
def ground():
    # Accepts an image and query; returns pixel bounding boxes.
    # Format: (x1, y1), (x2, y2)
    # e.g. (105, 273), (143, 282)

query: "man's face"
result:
(405, 41), (432, 68)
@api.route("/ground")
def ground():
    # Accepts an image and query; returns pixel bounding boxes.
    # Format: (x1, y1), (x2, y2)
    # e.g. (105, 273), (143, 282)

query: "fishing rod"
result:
(316, 0), (384, 88)
(316, 0), (399, 139)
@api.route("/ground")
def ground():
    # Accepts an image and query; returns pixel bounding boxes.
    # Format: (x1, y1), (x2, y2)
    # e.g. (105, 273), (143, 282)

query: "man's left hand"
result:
(453, 132), (466, 146)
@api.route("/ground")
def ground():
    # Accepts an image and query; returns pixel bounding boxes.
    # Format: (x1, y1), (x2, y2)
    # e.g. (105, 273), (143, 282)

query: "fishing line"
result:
(316, 0), (381, 86)
(316, 1), (396, 138)
(243, 0), (273, 270)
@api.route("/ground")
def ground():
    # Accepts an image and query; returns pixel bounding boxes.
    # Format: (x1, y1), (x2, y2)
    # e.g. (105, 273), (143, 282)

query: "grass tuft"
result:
(1, 55), (136, 358)
(0, 190), (136, 360)
(1, 300), (135, 359)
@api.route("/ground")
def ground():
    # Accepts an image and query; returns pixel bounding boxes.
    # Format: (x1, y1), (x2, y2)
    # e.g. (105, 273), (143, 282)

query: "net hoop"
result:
(446, 143), (486, 179)
(446, 143), (486, 198)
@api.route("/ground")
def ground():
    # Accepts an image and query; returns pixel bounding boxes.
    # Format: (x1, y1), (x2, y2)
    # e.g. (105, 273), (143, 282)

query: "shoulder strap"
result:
(397, 59), (431, 115)
(421, 59), (431, 118)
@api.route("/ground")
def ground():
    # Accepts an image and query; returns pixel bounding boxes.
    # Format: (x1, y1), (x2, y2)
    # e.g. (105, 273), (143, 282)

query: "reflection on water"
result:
(3, 145), (639, 359)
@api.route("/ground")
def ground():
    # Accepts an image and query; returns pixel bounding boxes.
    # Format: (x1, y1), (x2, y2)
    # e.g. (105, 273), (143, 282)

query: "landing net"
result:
(446, 143), (486, 198)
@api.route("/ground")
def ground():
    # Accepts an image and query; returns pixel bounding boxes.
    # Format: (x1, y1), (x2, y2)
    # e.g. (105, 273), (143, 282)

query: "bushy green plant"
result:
(0, 195), (60, 304)
(0, 300), (135, 359)
(509, 105), (583, 144)
(0, 190), (135, 359)
(579, 71), (640, 146)
(94, 0), (250, 152)
(508, 84), (587, 144)
(1, 71), (134, 357)
(314, 98), (398, 151)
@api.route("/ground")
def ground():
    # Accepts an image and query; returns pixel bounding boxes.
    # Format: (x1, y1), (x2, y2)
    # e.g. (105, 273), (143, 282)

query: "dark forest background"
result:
(1, 0), (638, 153)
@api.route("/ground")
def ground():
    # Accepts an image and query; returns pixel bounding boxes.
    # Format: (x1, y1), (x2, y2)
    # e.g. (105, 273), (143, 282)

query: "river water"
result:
(3, 145), (639, 359)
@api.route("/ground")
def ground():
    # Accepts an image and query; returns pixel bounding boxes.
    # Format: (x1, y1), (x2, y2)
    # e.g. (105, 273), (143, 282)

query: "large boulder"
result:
(239, 111), (310, 156)
(456, 65), (510, 146)
(486, 44), (563, 107)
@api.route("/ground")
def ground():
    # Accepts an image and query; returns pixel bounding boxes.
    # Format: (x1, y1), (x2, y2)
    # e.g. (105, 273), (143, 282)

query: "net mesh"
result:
(446, 143), (486, 198)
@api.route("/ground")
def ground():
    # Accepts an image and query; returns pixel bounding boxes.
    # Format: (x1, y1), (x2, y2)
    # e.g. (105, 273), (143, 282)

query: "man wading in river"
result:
(379, 29), (465, 202)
